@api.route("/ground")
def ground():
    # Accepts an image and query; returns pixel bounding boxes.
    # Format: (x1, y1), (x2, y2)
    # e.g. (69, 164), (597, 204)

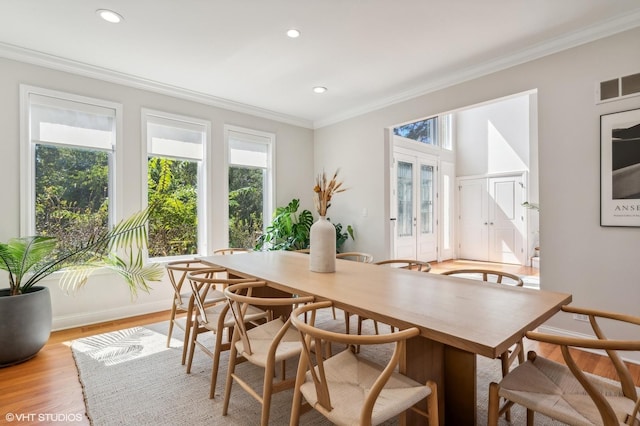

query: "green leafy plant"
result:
(334, 222), (355, 250)
(0, 207), (164, 297)
(255, 199), (314, 251)
(255, 198), (354, 252)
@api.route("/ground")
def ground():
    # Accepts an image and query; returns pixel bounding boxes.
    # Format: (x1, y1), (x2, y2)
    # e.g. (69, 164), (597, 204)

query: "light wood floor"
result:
(1, 259), (638, 425)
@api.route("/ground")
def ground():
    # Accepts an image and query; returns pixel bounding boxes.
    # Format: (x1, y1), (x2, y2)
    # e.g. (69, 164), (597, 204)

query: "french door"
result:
(393, 152), (438, 261)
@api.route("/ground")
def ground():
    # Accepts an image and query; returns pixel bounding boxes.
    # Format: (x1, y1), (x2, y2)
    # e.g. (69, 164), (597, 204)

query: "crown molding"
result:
(0, 42), (314, 129)
(313, 9), (640, 129)
(1, 7), (639, 131)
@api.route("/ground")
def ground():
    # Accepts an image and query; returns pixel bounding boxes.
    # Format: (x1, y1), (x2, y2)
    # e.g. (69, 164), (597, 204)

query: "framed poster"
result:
(600, 107), (640, 226)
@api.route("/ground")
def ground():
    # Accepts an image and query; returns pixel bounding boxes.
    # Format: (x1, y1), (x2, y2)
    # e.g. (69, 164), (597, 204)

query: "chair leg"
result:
(526, 408), (534, 426)
(186, 323), (199, 374)
(181, 313), (193, 365)
(166, 305), (177, 347)
(210, 328), (226, 399)
(261, 365), (274, 426)
(290, 348), (310, 426)
(222, 338), (239, 416)
(487, 382), (500, 426)
(500, 351), (511, 421)
(426, 380), (439, 426)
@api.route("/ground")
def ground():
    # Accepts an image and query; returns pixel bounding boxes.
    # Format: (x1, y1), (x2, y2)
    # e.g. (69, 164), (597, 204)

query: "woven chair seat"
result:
(499, 354), (639, 425)
(234, 318), (304, 367)
(197, 302), (265, 331)
(300, 349), (431, 425)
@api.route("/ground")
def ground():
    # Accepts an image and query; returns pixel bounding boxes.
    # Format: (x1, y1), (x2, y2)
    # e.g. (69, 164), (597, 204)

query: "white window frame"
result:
(19, 85), (123, 236)
(224, 125), (275, 248)
(141, 108), (210, 261)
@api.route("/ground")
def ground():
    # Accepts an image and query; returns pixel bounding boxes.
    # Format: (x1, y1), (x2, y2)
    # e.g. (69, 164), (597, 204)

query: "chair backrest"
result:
(508, 305), (640, 425)
(213, 248), (251, 255)
(165, 259), (225, 299)
(375, 259), (431, 272)
(336, 252), (374, 263)
(291, 301), (422, 422)
(224, 281), (314, 356)
(441, 268), (523, 286)
(187, 269), (255, 324)
(294, 248), (310, 253)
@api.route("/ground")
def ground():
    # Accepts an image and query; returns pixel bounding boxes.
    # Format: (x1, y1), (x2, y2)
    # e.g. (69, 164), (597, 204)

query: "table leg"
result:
(444, 345), (476, 425)
(404, 336), (476, 425)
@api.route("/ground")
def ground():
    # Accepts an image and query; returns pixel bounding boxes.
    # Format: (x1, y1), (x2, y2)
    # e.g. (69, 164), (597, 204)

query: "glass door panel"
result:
(397, 161), (413, 238)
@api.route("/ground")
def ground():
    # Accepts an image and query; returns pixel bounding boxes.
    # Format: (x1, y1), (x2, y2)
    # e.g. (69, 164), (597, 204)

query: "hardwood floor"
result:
(429, 258), (539, 276)
(1, 260), (638, 425)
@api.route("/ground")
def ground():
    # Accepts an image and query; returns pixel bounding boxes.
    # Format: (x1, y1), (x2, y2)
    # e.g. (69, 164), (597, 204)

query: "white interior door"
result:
(458, 178), (489, 260)
(488, 176), (525, 264)
(458, 174), (526, 264)
(393, 152), (438, 261)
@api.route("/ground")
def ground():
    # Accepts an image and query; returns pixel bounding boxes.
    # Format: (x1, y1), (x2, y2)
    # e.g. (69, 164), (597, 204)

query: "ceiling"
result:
(1, 1), (640, 128)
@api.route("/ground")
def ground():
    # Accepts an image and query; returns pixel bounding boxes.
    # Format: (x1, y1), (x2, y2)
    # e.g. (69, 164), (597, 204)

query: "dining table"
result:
(201, 250), (572, 425)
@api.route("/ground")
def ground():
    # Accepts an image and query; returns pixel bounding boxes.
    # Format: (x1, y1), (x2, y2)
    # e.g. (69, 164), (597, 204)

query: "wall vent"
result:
(596, 72), (640, 103)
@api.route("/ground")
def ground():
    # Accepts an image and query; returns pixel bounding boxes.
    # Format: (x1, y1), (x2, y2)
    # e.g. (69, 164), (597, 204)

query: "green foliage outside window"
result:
(147, 157), (198, 257)
(35, 145), (109, 255)
(228, 167), (264, 248)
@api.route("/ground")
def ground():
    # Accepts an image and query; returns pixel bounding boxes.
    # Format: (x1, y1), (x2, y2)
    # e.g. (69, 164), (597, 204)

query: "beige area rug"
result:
(72, 310), (563, 425)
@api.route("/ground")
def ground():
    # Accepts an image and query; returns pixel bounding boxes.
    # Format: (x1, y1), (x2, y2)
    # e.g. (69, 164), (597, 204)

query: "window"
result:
(226, 126), (274, 249)
(143, 110), (209, 258)
(393, 114), (453, 150)
(21, 86), (121, 252)
(394, 117), (437, 145)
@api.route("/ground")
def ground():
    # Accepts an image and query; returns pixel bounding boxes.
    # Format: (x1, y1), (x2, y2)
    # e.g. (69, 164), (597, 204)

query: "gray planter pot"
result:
(0, 286), (52, 367)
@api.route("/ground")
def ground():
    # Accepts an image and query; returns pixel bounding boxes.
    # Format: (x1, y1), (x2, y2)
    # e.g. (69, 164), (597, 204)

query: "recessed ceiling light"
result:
(313, 86), (328, 94)
(286, 29), (301, 38)
(96, 9), (124, 24)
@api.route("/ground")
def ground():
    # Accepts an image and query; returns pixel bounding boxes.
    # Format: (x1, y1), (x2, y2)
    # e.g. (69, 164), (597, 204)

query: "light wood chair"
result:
(213, 247), (252, 255)
(440, 268), (523, 286)
(375, 258), (432, 272)
(186, 270), (269, 399)
(441, 267), (525, 420)
(294, 248), (310, 253)
(373, 259), (432, 334)
(165, 259), (226, 365)
(335, 251), (374, 331)
(488, 305), (640, 426)
(336, 251), (374, 263)
(222, 281), (314, 426)
(290, 301), (439, 426)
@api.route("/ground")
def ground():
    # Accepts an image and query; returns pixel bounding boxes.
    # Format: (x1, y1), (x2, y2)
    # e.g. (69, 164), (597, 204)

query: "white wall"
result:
(0, 57), (314, 330)
(456, 93), (532, 177)
(314, 27), (640, 359)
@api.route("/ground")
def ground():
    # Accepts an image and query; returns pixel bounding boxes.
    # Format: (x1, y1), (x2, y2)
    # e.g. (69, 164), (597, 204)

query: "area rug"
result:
(72, 311), (561, 425)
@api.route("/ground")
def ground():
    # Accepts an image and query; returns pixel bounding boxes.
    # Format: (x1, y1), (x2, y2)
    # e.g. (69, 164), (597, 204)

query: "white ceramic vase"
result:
(309, 216), (335, 273)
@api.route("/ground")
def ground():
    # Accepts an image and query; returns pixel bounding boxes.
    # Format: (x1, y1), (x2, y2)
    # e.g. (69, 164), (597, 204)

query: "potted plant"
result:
(255, 198), (354, 252)
(0, 207), (164, 367)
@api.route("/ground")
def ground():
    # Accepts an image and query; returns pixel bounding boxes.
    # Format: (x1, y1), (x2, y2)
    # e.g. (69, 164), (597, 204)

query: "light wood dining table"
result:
(201, 250), (571, 425)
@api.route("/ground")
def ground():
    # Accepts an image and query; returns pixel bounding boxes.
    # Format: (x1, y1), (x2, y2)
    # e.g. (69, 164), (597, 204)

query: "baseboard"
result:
(52, 300), (168, 331)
